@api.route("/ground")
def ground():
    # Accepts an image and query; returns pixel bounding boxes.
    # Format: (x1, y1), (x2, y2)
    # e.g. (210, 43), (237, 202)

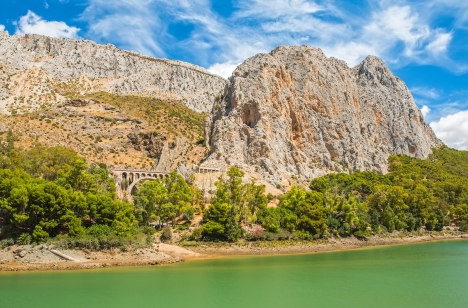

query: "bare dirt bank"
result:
(185, 231), (468, 258)
(1, 232), (467, 272)
(0, 243), (181, 272)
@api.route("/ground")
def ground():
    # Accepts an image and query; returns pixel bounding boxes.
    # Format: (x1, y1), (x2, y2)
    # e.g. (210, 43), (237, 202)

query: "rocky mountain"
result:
(0, 32), (442, 185)
(205, 45), (442, 183)
(0, 31), (226, 114)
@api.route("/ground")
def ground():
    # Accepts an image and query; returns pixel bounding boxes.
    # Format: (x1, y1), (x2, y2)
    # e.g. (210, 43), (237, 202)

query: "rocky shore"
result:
(0, 243), (193, 272)
(1, 231), (466, 272)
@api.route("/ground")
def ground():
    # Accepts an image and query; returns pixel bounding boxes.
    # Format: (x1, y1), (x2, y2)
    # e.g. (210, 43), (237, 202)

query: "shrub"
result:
(17, 233), (32, 245)
(176, 223), (190, 231)
(459, 221), (468, 232)
(87, 224), (113, 238)
(245, 229), (293, 241)
(189, 227), (203, 241)
(294, 230), (312, 240)
(202, 221), (225, 239)
(160, 226), (172, 242)
(51, 233), (150, 251)
(32, 226), (49, 243)
(0, 238), (15, 247)
(354, 230), (370, 240)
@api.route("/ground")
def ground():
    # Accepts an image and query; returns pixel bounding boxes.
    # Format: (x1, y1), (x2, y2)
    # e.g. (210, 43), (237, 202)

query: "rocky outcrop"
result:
(127, 132), (167, 159)
(205, 45), (442, 182)
(0, 31), (443, 180)
(127, 132), (191, 171)
(153, 138), (191, 172)
(0, 31), (227, 113)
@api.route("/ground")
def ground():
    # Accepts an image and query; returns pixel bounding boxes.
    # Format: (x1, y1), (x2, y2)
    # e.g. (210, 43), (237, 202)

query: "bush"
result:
(0, 238), (15, 247)
(459, 220), (468, 232)
(141, 226), (156, 235)
(51, 233), (150, 251)
(87, 224), (113, 238)
(160, 226), (172, 242)
(354, 230), (370, 240)
(202, 221), (225, 239)
(175, 223), (190, 231)
(32, 225), (49, 243)
(245, 229), (293, 241)
(189, 227), (203, 241)
(17, 233), (32, 245)
(294, 230), (312, 240)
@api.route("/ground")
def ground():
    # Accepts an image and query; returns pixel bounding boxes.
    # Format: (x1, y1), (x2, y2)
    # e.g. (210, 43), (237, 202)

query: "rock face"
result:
(0, 32), (443, 181)
(127, 132), (190, 172)
(0, 31), (226, 113)
(153, 138), (191, 172)
(127, 132), (167, 159)
(206, 45), (442, 182)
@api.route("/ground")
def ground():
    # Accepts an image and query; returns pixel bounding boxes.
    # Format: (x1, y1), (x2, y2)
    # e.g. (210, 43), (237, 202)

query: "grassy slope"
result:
(0, 91), (208, 169)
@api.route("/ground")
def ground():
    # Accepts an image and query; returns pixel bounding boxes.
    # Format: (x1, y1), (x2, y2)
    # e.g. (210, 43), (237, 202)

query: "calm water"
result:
(1, 240), (468, 308)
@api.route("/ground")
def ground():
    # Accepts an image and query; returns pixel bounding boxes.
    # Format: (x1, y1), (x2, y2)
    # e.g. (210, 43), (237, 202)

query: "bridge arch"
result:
(110, 169), (170, 197)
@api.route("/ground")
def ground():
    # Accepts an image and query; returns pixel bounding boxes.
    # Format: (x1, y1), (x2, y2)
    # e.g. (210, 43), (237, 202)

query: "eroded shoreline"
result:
(1, 232), (467, 272)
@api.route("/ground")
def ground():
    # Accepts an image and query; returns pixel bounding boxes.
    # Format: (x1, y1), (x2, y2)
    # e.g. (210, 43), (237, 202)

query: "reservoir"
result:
(1, 239), (468, 307)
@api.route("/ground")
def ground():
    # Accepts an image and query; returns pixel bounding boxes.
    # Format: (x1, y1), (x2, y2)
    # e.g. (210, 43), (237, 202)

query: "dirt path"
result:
(157, 243), (202, 259)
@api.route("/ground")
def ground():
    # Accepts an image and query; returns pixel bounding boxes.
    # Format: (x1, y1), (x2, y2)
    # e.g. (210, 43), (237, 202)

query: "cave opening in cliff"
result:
(242, 102), (260, 128)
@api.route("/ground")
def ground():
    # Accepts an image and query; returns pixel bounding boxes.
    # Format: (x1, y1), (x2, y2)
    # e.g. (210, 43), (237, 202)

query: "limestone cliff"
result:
(0, 32), (442, 180)
(205, 45), (442, 182)
(0, 31), (226, 114)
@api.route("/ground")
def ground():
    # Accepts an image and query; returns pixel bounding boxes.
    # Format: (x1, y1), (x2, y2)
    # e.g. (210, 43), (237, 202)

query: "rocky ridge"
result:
(0, 32), (443, 183)
(205, 45), (442, 183)
(0, 31), (227, 114)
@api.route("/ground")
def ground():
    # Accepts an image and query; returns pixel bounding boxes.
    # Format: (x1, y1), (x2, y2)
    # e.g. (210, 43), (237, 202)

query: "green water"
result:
(1, 240), (468, 308)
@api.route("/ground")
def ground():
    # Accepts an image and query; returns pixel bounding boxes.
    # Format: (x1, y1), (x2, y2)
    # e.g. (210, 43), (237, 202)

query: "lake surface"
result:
(1, 240), (468, 308)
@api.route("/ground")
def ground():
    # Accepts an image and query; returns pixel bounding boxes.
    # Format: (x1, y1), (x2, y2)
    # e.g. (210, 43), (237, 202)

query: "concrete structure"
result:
(110, 169), (169, 197)
(198, 166), (220, 173)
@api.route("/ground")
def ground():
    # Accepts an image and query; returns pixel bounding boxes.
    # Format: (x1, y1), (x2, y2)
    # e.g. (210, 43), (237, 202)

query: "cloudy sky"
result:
(1, 0), (467, 149)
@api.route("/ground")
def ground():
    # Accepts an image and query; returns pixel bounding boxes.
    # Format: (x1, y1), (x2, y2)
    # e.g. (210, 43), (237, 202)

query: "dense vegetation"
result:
(1, 126), (467, 247)
(198, 147), (468, 241)
(133, 171), (201, 227)
(0, 131), (140, 247)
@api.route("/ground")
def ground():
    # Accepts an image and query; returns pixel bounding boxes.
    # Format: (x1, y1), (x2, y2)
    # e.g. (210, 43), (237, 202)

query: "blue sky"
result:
(0, 0), (467, 149)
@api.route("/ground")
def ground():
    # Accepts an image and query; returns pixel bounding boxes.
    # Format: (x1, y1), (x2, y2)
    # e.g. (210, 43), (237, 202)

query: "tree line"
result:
(0, 131), (136, 245)
(197, 147), (468, 241)
(1, 127), (467, 245)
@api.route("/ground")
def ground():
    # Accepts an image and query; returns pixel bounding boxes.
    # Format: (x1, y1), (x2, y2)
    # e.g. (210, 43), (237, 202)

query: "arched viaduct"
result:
(110, 169), (169, 196)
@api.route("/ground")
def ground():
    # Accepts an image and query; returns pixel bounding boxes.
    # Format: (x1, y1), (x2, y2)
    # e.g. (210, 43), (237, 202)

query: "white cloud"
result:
(411, 87), (440, 99)
(430, 110), (468, 150)
(429, 0), (468, 27)
(234, 0), (324, 19)
(421, 105), (431, 118)
(322, 42), (379, 67)
(75, 0), (459, 75)
(15, 10), (80, 39)
(364, 6), (430, 57)
(426, 31), (452, 55)
(81, 0), (167, 57)
(0, 25), (5, 32)
(208, 61), (239, 78)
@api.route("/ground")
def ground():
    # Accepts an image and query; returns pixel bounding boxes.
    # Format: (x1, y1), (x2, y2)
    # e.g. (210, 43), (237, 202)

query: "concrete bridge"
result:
(110, 169), (169, 196)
